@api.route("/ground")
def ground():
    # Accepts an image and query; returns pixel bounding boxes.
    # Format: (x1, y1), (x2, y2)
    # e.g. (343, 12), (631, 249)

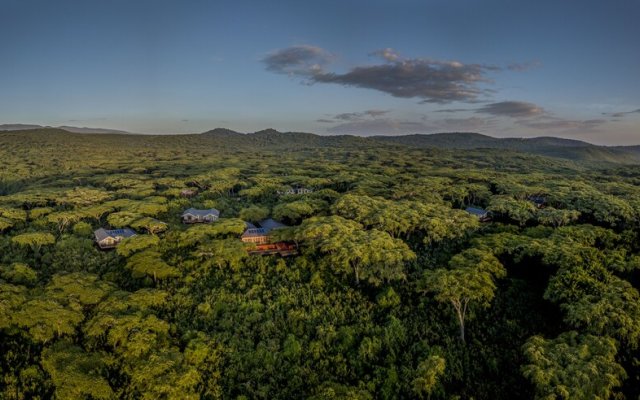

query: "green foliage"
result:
(41, 340), (115, 400)
(11, 299), (84, 343)
(3, 129), (640, 399)
(239, 205), (270, 223)
(488, 195), (537, 226)
(130, 216), (168, 234)
(522, 332), (625, 400)
(296, 216), (415, 286)
(107, 210), (141, 227)
(72, 220), (93, 236)
(11, 232), (56, 252)
(117, 234), (161, 257)
(423, 248), (506, 342)
(273, 198), (328, 223)
(0, 263), (37, 285)
(412, 355), (446, 399)
(125, 250), (180, 282)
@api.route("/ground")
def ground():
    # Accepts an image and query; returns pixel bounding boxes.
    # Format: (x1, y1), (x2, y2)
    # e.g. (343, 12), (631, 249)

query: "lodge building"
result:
(94, 228), (136, 250)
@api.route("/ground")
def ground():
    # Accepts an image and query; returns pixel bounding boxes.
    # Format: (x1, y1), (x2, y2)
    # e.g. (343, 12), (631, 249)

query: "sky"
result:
(1, 0), (639, 144)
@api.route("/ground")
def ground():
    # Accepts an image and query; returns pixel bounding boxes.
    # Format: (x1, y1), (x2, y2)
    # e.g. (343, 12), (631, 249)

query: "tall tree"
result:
(422, 248), (505, 342)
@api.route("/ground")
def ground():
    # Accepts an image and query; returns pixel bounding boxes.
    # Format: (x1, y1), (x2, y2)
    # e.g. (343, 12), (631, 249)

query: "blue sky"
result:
(1, 0), (639, 144)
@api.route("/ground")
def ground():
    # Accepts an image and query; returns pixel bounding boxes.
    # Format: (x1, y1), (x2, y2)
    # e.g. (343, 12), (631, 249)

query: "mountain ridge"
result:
(0, 124), (132, 135)
(3, 126), (640, 164)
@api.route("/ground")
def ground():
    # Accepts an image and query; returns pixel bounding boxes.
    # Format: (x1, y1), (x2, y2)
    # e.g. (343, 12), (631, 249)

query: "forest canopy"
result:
(2, 128), (640, 399)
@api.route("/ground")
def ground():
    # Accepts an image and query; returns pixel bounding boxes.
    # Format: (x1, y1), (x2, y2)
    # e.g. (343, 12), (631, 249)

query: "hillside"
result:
(372, 132), (640, 164)
(0, 123), (131, 134)
(3, 127), (640, 165)
(2, 125), (640, 399)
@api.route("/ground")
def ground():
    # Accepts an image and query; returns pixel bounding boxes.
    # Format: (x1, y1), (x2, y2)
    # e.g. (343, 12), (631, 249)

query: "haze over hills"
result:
(3, 125), (640, 164)
(199, 128), (640, 164)
(0, 124), (132, 135)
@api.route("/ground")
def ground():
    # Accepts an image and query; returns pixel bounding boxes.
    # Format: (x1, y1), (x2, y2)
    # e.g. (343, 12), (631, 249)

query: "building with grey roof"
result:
(465, 206), (491, 221)
(181, 208), (220, 224)
(94, 228), (136, 249)
(241, 218), (288, 244)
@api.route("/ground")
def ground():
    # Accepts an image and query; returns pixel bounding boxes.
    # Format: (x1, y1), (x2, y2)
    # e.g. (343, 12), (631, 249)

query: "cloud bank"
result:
(476, 101), (545, 118)
(264, 45), (505, 103)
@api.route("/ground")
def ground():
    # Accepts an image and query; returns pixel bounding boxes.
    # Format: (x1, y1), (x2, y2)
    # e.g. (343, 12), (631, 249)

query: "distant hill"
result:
(201, 127), (373, 149)
(0, 124), (44, 131)
(372, 132), (640, 164)
(198, 129), (640, 164)
(0, 124), (131, 134)
(3, 126), (640, 165)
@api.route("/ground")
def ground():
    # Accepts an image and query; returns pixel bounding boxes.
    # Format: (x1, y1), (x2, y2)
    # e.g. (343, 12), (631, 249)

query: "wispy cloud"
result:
(370, 48), (402, 62)
(434, 108), (470, 113)
(263, 45), (519, 103)
(476, 101), (544, 118)
(437, 116), (496, 131)
(517, 117), (606, 131)
(263, 45), (333, 76)
(602, 108), (640, 118)
(334, 110), (389, 121)
(327, 118), (432, 135)
(507, 61), (541, 72)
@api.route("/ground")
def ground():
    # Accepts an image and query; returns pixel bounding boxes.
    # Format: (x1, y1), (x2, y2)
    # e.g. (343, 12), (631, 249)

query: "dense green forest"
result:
(2, 128), (640, 399)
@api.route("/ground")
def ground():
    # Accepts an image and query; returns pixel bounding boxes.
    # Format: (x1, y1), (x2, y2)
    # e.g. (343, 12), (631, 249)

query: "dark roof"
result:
(528, 195), (546, 204)
(465, 207), (488, 216)
(241, 218), (288, 238)
(94, 228), (136, 241)
(258, 218), (286, 233)
(182, 208), (220, 217)
(242, 227), (267, 238)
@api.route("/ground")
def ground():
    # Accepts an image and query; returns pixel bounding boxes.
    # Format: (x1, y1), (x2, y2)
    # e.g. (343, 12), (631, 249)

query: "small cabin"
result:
(94, 228), (136, 250)
(241, 219), (297, 256)
(182, 208), (220, 224)
(465, 207), (491, 222)
(241, 218), (286, 244)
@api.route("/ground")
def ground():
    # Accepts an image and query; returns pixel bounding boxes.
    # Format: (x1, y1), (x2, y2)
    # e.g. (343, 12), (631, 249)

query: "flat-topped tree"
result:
(295, 216), (415, 286)
(125, 250), (180, 283)
(196, 238), (249, 272)
(536, 207), (581, 228)
(10, 298), (84, 343)
(273, 198), (328, 224)
(117, 235), (161, 257)
(12, 232), (55, 254)
(83, 289), (170, 359)
(60, 187), (111, 207)
(487, 195), (537, 226)
(47, 211), (87, 234)
(107, 211), (142, 228)
(422, 248), (505, 343)
(0, 207), (27, 231)
(131, 217), (168, 235)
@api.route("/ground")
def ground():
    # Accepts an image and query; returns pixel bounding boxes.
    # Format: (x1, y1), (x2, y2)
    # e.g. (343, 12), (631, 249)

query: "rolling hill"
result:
(371, 132), (640, 164)
(2, 126), (640, 164)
